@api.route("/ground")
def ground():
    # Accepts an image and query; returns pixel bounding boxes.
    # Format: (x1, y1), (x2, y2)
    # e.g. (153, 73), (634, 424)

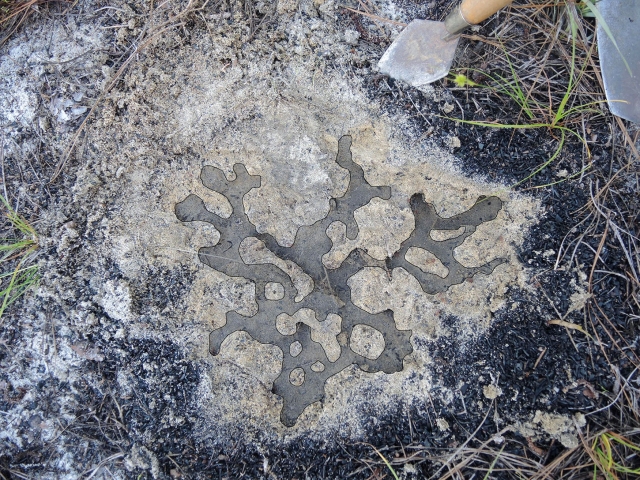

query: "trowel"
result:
(378, 0), (514, 87)
(597, 0), (640, 123)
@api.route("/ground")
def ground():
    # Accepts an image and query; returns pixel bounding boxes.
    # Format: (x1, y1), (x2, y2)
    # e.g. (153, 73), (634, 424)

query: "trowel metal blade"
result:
(378, 20), (460, 87)
(597, 0), (640, 123)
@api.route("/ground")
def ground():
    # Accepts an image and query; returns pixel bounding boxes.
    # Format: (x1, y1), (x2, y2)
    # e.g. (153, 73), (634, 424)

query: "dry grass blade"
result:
(81, 452), (125, 479)
(450, 445), (541, 477)
(430, 402), (496, 480)
(341, 7), (406, 27)
(0, 0), (68, 46)
(548, 319), (591, 337)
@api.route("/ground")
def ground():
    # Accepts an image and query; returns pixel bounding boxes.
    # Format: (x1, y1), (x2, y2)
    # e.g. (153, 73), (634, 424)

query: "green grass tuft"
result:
(0, 194), (39, 321)
(446, 1), (611, 189)
(591, 431), (640, 480)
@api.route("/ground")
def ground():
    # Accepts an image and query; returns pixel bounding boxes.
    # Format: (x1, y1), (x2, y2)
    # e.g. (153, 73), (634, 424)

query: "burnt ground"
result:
(1, 0), (639, 478)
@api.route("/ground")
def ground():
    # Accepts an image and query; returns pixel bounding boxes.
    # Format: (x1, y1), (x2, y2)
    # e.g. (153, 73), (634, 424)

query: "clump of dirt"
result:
(514, 411), (587, 449)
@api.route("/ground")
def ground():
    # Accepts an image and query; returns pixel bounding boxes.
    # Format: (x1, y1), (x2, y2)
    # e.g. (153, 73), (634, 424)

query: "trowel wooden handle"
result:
(445, 0), (513, 35)
(461, 0), (513, 24)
